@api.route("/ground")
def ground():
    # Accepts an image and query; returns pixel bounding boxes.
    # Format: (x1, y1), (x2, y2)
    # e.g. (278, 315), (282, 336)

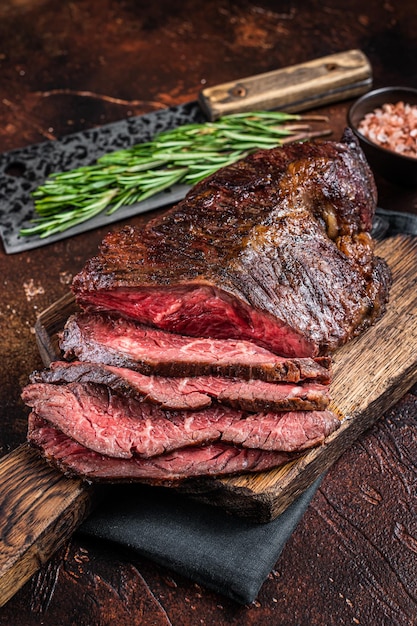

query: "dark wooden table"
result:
(0, 1), (416, 624)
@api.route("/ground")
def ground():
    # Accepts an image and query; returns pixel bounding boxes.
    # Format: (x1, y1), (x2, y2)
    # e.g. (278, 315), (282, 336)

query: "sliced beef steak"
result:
(31, 360), (213, 411)
(60, 312), (332, 384)
(22, 382), (340, 458)
(31, 360), (330, 412)
(28, 414), (302, 482)
(72, 132), (391, 357)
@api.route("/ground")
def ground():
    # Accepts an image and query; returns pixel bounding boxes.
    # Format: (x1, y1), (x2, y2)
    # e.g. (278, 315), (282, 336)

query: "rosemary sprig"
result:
(20, 111), (330, 239)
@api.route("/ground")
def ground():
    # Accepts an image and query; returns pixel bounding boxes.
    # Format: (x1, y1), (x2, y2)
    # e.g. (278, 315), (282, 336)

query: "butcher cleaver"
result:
(0, 49), (371, 254)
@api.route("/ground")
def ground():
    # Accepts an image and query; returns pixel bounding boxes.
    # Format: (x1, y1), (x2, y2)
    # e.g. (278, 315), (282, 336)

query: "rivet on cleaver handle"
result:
(199, 49), (372, 121)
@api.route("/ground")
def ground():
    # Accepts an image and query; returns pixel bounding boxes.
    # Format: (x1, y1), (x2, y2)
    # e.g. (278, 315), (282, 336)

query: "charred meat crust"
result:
(72, 133), (391, 357)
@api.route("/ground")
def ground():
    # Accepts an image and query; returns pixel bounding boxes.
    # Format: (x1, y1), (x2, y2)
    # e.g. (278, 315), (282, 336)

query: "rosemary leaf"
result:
(21, 110), (330, 238)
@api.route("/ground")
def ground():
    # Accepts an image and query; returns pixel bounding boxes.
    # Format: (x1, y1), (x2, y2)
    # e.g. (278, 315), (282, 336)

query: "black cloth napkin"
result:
(78, 207), (416, 605)
(374, 207), (417, 239)
(78, 478), (322, 605)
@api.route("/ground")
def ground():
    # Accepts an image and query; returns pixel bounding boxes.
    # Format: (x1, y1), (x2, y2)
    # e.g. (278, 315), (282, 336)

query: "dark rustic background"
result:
(0, 1), (416, 624)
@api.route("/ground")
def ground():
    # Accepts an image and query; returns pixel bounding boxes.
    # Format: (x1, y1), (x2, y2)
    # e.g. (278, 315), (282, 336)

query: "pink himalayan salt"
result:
(357, 101), (417, 159)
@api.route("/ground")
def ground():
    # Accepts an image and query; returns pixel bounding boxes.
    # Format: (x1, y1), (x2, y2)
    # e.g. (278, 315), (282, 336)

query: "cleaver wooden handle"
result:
(199, 49), (372, 121)
(0, 443), (94, 607)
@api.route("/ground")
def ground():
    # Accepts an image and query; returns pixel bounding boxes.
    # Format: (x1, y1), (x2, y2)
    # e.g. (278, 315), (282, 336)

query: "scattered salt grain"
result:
(357, 101), (417, 159)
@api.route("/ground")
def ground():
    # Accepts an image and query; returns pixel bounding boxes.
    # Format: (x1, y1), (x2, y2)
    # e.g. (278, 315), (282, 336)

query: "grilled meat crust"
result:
(72, 130), (391, 357)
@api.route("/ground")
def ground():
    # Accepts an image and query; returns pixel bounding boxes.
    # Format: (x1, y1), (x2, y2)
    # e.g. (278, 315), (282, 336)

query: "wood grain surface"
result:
(0, 444), (94, 607)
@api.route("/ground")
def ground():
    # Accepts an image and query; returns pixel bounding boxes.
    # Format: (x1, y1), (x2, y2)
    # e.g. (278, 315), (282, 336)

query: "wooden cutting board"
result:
(1, 234), (416, 607)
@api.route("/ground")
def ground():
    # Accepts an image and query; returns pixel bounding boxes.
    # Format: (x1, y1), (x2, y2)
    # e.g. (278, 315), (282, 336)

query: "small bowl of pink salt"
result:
(348, 86), (417, 186)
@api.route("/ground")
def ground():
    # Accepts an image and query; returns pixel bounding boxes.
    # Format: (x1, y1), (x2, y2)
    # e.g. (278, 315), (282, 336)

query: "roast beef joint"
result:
(24, 131), (392, 483)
